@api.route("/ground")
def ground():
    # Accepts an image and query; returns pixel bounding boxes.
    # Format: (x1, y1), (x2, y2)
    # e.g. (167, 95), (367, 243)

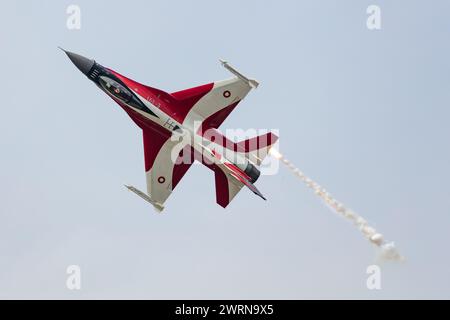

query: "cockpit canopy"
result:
(99, 76), (132, 103)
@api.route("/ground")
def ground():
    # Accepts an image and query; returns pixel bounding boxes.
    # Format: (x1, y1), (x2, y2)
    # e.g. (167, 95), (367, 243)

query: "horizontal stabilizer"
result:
(236, 132), (279, 166)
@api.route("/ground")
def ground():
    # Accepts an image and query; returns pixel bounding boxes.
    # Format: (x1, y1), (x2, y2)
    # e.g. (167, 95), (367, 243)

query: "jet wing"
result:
(171, 61), (257, 131)
(141, 130), (192, 210)
(179, 78), (252, 130)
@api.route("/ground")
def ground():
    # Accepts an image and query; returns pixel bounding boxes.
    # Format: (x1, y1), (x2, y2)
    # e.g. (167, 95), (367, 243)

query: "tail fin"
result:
(236, 132), (278, 166)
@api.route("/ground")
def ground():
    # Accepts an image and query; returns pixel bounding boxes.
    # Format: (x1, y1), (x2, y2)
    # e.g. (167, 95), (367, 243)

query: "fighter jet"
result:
(62, 49), (278, 212)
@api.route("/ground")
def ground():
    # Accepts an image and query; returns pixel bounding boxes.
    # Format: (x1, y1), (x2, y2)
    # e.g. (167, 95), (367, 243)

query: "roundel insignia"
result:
(223, 90), (231, 98)
(158, 176), (166, 184)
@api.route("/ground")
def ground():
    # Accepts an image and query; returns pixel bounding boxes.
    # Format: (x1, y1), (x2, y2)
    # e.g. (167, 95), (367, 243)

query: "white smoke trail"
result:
(269, 148), (404, 262)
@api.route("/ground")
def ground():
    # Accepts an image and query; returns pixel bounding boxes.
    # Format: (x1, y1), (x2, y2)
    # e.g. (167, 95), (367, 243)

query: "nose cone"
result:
(60, 48), (95, 75)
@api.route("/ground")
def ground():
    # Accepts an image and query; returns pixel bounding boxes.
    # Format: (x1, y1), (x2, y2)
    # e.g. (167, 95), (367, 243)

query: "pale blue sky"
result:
(1, 0), (450, 299)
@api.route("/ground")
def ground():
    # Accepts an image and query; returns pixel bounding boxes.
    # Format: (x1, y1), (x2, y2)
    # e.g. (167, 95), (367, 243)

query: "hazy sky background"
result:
(1, 0), (449, 299)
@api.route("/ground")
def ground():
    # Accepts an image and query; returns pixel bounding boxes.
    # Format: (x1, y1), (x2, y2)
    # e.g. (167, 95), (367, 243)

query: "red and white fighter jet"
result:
(62, 49), (278, 212)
